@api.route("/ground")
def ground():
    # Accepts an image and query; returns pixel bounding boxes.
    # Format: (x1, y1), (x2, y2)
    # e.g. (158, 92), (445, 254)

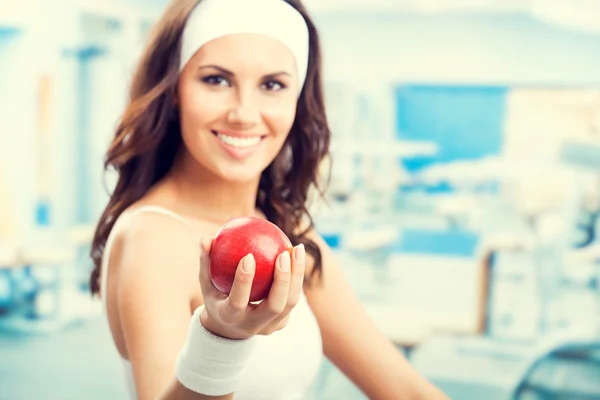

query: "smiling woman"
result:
(176, 33), (300, 178)
(88, 1), (449, 400)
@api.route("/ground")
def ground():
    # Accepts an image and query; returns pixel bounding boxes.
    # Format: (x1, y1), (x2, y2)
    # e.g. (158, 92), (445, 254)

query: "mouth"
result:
(212, 130), (265, 149)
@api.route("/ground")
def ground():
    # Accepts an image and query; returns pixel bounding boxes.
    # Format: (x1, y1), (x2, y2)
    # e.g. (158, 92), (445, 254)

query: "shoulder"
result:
(109, 205), (201, 299)
(116, 205), (198, 247)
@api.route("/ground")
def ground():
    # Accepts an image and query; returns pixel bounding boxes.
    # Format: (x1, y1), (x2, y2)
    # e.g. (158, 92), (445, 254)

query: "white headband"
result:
(180, 0), (310, 91)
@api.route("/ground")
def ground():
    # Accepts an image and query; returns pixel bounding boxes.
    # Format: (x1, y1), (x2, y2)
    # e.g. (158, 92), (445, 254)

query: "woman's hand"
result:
(198, 238), (306, 340)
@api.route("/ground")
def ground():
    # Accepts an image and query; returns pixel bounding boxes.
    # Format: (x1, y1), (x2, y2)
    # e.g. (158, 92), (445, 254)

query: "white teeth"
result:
(217, 133), (261, 148)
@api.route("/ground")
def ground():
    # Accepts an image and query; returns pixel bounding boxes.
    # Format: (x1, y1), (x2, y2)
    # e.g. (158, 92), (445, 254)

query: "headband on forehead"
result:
(180, 0), (310, 91)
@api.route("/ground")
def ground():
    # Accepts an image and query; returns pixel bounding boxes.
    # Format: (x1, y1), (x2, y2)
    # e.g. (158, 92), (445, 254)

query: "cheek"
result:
(179, 92), (222, 133)
(264, 101), (297, 136)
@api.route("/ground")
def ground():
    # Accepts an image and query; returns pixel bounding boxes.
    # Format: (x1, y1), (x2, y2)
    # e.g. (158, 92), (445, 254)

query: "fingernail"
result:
(279, 250), (291, 272)
(294, 243), (305, 263)
(242, 254), (255, 273)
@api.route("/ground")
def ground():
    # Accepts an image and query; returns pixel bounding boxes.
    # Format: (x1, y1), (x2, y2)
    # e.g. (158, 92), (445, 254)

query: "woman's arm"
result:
(111, 212), (306, 400)
(112, 213), (233, 400)
(304, 231), (450, 400)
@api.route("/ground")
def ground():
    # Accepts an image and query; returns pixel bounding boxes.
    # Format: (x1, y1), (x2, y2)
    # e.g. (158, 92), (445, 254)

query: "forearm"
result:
(364, 361), (449, 400)
(367, 349), (450, 400)
(157, 307), (254, 400)
(328, 346), (449, 400)
(396, 367), (450, 400)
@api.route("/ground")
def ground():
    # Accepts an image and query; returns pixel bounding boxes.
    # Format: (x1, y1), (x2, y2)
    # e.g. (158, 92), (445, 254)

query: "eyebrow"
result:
(197, 64), (292, 79)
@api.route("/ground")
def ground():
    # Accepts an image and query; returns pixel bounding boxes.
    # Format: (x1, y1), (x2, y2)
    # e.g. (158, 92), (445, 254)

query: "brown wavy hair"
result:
(89, 0), (331, 295)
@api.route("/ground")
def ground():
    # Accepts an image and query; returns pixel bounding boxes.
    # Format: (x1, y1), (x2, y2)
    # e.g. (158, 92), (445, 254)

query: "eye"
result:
(262, 80), (286, 91)
(202, 75), (230, 87)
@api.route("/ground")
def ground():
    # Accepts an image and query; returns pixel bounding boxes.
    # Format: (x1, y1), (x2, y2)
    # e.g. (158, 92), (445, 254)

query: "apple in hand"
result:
(209, 217), (293, 302)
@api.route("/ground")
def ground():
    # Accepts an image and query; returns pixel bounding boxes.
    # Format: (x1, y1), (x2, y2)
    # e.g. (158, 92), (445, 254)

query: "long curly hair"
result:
(89, 0), (331, 295)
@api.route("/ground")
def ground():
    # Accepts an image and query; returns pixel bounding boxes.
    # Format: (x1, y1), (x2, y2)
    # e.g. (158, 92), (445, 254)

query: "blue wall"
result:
(0, 28), (20, 42)
(395, 85), (508, 175)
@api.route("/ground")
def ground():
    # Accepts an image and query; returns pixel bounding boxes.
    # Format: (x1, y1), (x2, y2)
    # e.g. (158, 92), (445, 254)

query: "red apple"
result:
(209, 217), (293, 302)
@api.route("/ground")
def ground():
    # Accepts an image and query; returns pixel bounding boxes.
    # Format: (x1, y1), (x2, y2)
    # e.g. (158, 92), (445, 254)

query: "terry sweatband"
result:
(180, 0), (310, 92)
(175, 306), (257, 396)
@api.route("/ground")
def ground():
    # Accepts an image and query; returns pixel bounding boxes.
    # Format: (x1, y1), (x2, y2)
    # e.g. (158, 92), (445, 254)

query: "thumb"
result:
(199, 237), (213, 259)
(199, 237), (217, 295)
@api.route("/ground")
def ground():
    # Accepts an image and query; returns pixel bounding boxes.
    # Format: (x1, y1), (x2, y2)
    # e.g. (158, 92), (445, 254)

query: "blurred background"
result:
(1, 0), (600, 399)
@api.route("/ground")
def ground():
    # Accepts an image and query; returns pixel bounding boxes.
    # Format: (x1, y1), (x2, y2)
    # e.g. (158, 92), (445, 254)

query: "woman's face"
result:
(177, 33), (300, 183)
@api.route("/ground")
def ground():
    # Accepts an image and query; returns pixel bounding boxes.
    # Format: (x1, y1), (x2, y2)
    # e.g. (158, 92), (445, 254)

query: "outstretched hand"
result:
(198, 238), (306, 340)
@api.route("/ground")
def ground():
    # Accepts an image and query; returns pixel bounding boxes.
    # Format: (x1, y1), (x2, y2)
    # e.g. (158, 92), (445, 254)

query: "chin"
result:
(214, 164), (264, 184)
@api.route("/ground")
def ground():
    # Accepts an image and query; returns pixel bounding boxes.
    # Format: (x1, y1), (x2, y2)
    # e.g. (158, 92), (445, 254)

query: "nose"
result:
(226, 89), (260, 128)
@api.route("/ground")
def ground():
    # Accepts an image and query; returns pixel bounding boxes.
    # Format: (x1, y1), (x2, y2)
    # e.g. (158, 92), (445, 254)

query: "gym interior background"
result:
(1, 0), (600, 399)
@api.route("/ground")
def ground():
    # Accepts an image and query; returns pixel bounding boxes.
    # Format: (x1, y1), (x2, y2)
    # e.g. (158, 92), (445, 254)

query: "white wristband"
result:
(175, 306), (256, 396)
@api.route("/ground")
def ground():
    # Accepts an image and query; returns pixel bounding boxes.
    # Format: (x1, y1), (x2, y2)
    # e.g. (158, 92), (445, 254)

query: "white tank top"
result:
(100, 206), (323, 400)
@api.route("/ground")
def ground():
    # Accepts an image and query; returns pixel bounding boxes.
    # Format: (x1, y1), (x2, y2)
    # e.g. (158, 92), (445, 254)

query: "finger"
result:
(267, 244), (305, 325)
(226, 254), (256, 313)
(255, 250), (291, 318)
(201, 237), (213, 255)
(287, 244), (306, 310)
(198, 237), (220, 297)
(275, 314), (291, 331)
(260, 314), (291, 335)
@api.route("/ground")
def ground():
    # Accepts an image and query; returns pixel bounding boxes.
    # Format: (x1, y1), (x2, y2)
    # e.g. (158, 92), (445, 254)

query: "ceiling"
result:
(115, 0), (600, 34)
(2, 0), (598, 36)
(118, 0), (532, 13)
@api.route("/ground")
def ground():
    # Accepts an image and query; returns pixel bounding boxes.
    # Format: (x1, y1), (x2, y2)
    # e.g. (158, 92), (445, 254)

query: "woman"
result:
(90, 0), (450, 399)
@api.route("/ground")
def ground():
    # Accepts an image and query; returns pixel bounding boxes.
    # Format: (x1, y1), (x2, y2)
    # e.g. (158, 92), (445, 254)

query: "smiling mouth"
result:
(211, 130), (265, 149)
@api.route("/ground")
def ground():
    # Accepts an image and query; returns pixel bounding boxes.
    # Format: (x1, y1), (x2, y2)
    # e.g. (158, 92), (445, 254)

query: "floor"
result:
(0, 318), (130, 400)
(1, 315), (599, 400)
(0, 315), (370, 400)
